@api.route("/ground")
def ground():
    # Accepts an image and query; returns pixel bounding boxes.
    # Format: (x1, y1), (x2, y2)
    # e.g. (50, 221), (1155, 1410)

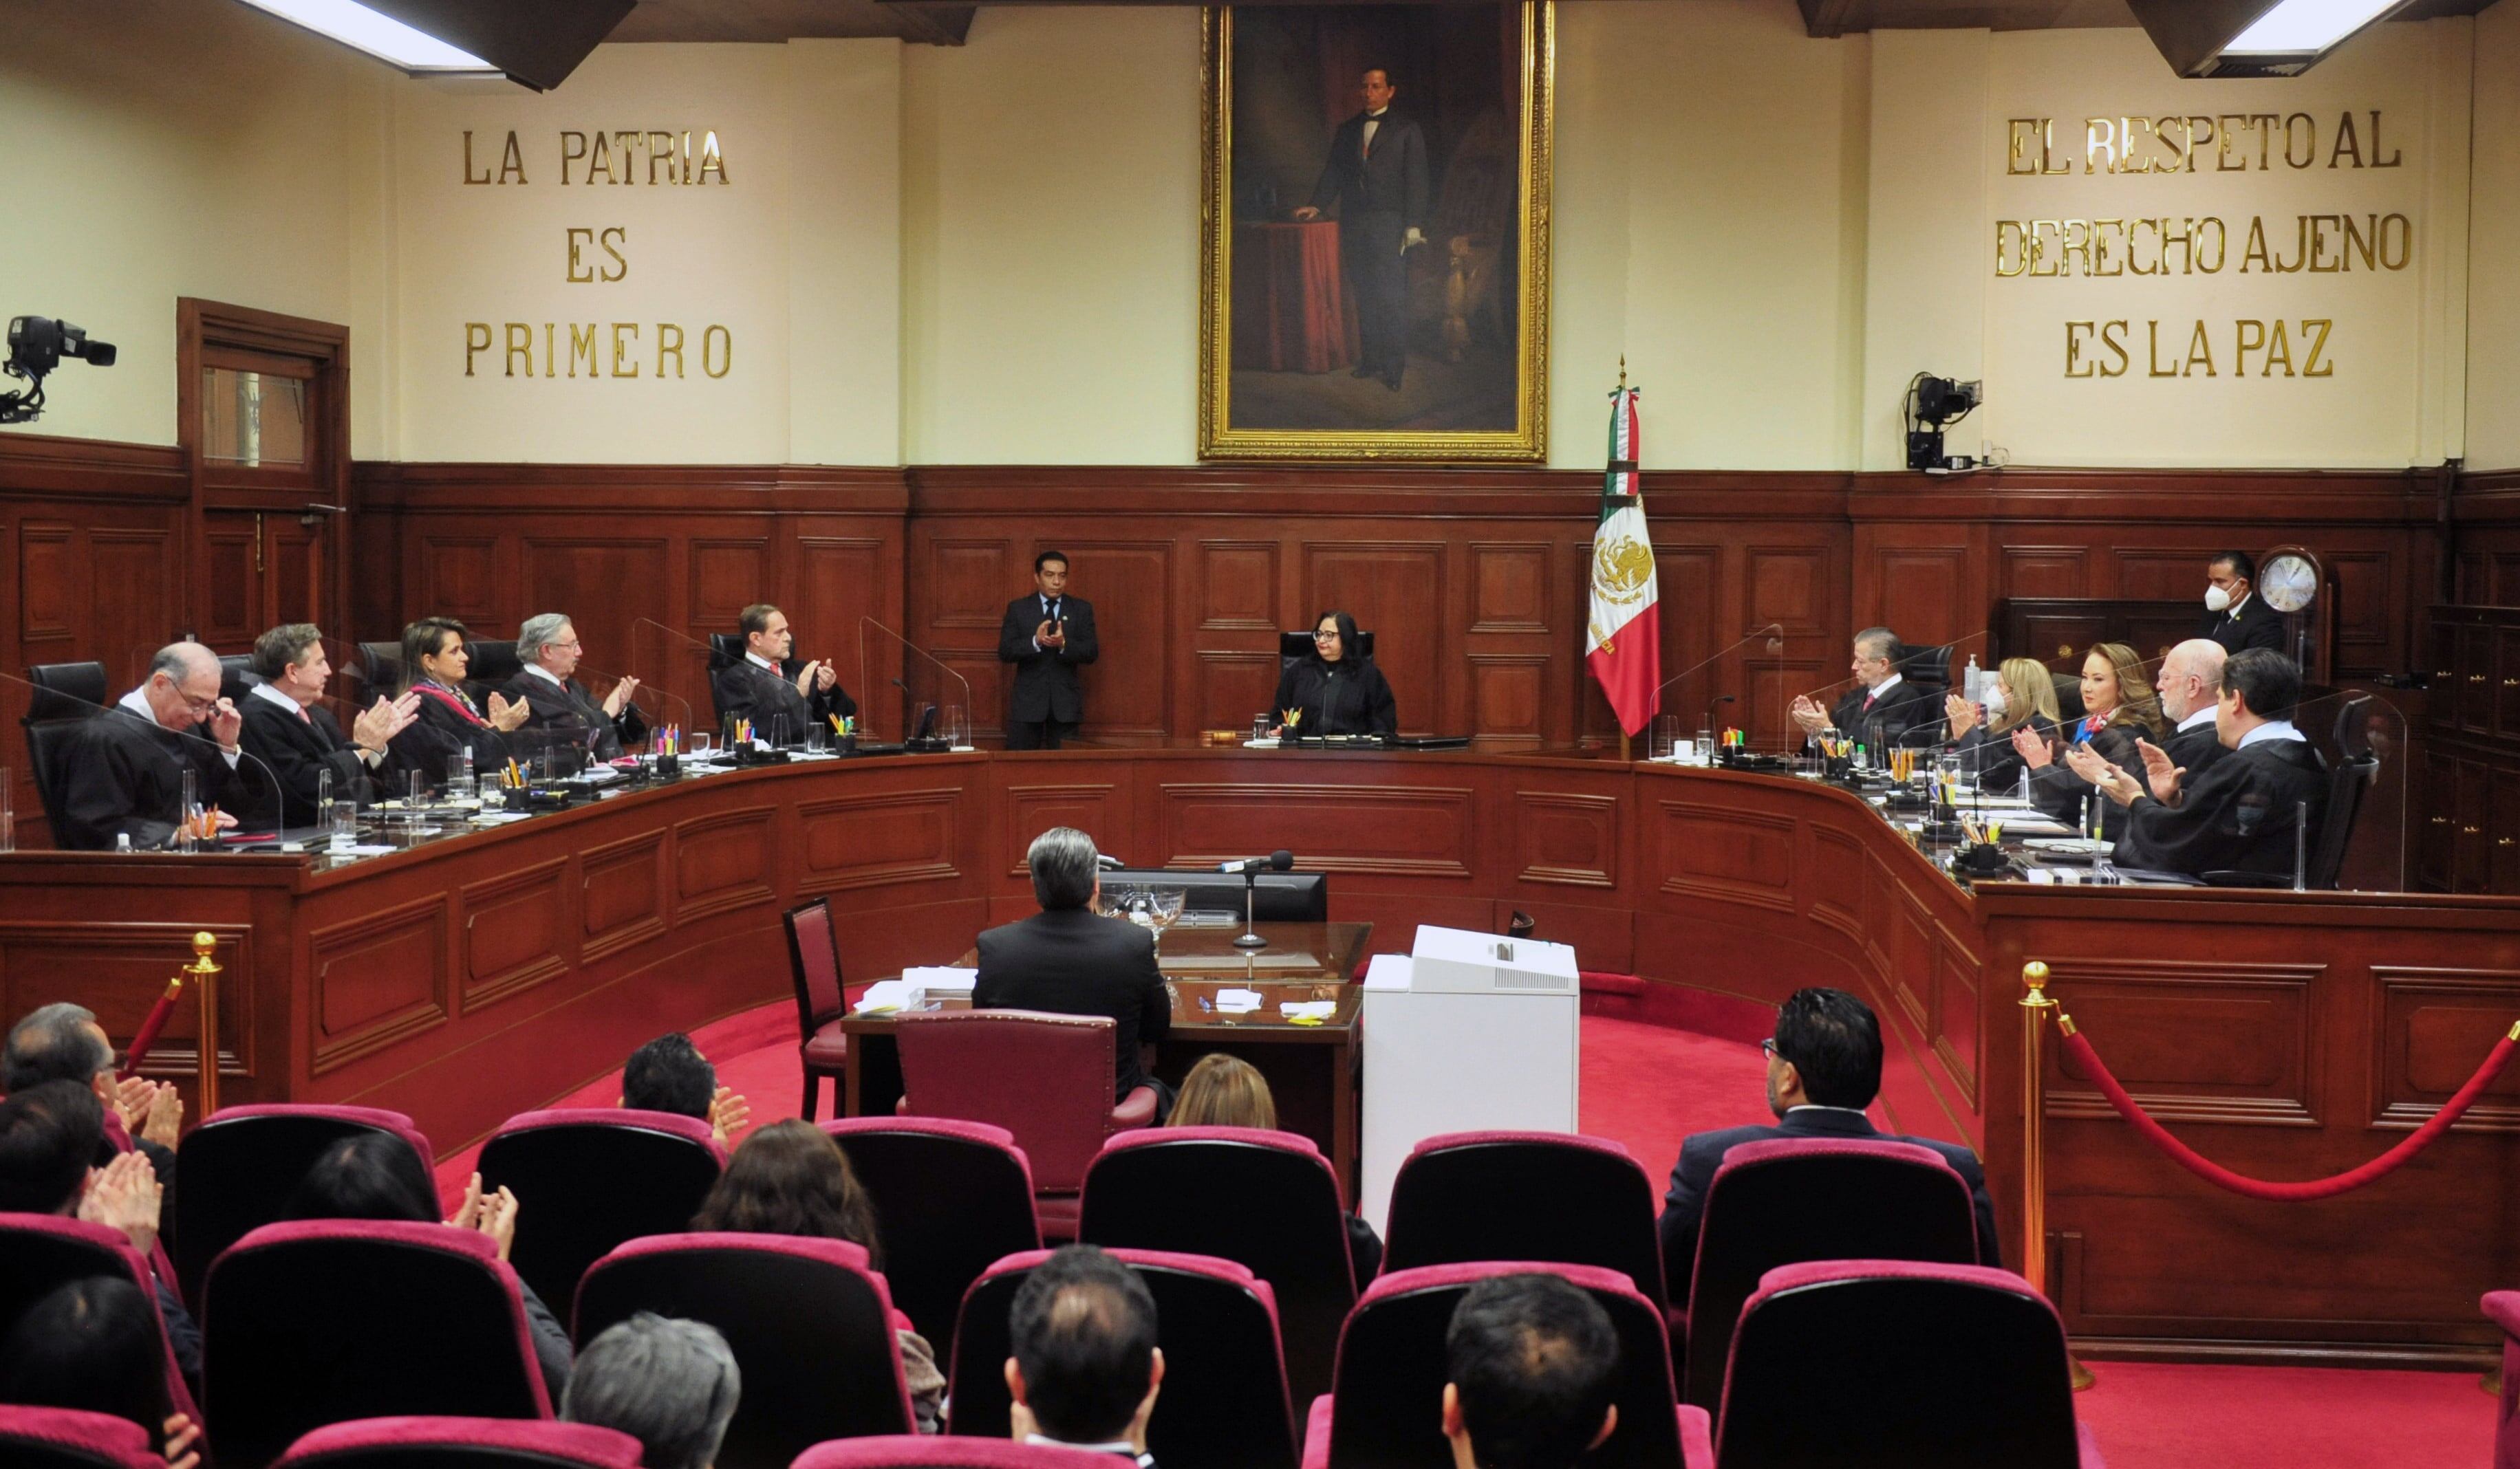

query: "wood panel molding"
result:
(310, 895), (449, 1074)
(797, 788), (965, 894)
(1156, 781), (1476, 878)
(673, 807), (779, 922)
(2371, 968), (2520, 1132)
(460, 856), (573, 1010)
(2040, 959), (2323, 1127)
(581, 829), (669, 961)
(0, 431), (187, 502)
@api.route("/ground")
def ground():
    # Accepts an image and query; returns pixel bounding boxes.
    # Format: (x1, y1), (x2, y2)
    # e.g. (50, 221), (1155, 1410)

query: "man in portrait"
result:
(1293, 65), (1429, 393)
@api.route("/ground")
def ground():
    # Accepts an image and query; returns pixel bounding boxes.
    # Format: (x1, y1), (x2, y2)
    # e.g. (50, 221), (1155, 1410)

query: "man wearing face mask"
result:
(2199, 551), (2285, 655)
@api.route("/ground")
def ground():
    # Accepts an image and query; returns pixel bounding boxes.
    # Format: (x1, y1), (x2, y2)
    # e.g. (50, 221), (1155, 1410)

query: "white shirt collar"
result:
(250, 682), (305, 715)
(2228, 591), (2253, 618)
(117, 689), (157, 721)
(1866, 672), (1903, 697)
(745, 651), (778, 672)
(1786, 1104), (1872, 1118)
(526, 662), (566, 688)
(1024, 1434), (1142, 1460)
(2177, 704), (2217, 733)
(2237, 719), (2304, 750)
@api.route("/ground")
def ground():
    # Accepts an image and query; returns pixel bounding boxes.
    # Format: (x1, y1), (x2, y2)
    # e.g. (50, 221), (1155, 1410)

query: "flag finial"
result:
(1618, 354), (1627, 391)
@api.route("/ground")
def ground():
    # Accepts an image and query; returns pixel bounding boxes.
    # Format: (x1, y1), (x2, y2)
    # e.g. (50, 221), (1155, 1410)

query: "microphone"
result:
(1096, 853), (1127, 871)
(1703, 693), (1735, 739)
(1219, 849), (1293, 875)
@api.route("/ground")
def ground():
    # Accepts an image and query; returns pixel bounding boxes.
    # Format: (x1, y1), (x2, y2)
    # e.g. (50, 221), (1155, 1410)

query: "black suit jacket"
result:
(1309, 109), (1430, 228)
(1656, 1108), (2001, 1305)
(2201, 594), (2285, 654)
(237, 693), (376, 828)
(972, 906), (1170, 1100)
(1825, 677), (1938, 750)
(2120, 734), (2327, 878)
(711, 657), (855, 741)
(501, 669), (647, 762)
(998, 595), (1099, 724)
(58, 705), (268, 851)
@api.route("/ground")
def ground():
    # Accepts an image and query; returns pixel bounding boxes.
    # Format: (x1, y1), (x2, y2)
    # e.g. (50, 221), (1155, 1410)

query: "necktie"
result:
(295, 705), (310, 726)
(1862, 693), (1877, 713)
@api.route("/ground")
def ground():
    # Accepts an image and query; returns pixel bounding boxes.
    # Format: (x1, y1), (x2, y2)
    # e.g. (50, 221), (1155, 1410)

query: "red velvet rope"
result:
(120, 986), (181, 1078)
(2060, 1026), (2518, 1201)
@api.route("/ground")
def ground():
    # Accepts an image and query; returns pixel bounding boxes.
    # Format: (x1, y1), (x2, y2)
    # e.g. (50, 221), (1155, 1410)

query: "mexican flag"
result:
(1586, 384), (1659, 737)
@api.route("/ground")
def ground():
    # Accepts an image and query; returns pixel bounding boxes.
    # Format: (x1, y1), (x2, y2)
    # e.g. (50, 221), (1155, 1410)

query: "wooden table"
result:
(840, 922), (1368, 1194)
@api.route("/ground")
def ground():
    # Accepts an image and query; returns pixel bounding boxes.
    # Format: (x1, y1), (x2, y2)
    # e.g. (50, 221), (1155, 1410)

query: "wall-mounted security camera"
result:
(1, 316), (118, 425)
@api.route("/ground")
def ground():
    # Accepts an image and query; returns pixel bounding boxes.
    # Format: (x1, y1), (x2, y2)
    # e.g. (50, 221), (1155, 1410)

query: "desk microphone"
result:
(1220, 850), (1293, 875)
(1703, 693), (1735, 741)
(1223, 850), (1293, 948)
(1096, 854), (1126, 871)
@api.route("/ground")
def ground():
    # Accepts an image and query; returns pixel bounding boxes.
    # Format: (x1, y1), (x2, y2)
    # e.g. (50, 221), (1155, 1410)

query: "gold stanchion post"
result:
(186, 931), (221, 1118)
(2022, 961), (2096, 1391)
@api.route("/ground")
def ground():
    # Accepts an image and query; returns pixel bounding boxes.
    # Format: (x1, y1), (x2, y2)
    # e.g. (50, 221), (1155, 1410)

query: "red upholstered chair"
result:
(202, 1219), (552, 1468)
(892, 1010), (1158, 1239)
(2486, 1292), (2520, 1469)
(945, 1248), (1296, 1468)
(477, 1107), (726, 1316)
(0, 1406), (164, 1469)
(1715, 1261), (2102, 1468)
(1381, 1131), (1667, 1305)
(574, 1232), (913, 1469)
(1077, 1126), (1355, 1409)
(787, 899), (850, 1120)
(821, 1117), (1042, 1353)
(793, 1438), (1127, 1469)
(275, 1417), (644, 1468)
(173, 1102), (438, 1309)
(0, 1213), (202, 1428)
(1304, 1261), (1708, 1469)
(1677, 1138), (1979, 1415)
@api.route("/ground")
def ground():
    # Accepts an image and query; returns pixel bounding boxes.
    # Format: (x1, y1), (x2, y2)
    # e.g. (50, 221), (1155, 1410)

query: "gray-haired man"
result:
(973, 828), (1173, 1118)
(56, 641), (270, 849)
(563, 1313), (740, 1469)
(501, 613), (646, 762)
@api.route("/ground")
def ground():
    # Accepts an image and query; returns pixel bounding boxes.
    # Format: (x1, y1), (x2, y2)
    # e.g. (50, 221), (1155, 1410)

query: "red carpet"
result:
(436, 1002), (2499, 1468)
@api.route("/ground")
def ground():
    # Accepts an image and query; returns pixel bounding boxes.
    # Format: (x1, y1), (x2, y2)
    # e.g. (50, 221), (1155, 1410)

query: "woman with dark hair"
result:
(689, 1120), (947, 1431)
(389, 616), (526, 784)
(280, 1133), (572, 1400)
(1269, 611), (1398, 738)
(0, 1276), (199, 1466)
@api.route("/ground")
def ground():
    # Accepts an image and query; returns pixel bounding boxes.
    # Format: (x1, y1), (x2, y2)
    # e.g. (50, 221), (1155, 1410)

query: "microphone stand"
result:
(1234, 869), (1267, 950)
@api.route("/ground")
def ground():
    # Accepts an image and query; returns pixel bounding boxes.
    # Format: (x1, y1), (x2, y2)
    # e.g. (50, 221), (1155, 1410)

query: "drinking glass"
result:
(1, 768), (17, 853)
(444, 754), (473, 801)
(330, 798), (359, 851)
(1650, 715), (1681, 762)
(405, 770), (429, 837)
(689, 732), (713, 759)
(805, 723), (828, 754)
(943, 706), (970, 750)
(1148, 888), (1186, 953)
(1251, 714), (1272, 743)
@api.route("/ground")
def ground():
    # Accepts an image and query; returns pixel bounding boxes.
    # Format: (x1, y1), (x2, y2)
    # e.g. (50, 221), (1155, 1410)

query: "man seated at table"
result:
(711, 602), (854, 746)
(1444, 1273), (1620, 1469)
(1005, 1245), (1165, 1460)
(56, 642), (270, 851)
(2149, 639), (2230, 782)
(237, 622), (419, 829)
(973, 827), (1172, 1120)
(618, 1033), (751, 1149)
(2069, 647), (2327, 882)
(1787, 627), (1937, 754)
(1657, 987), (1999, 1300)
(504, 613), (647, 763)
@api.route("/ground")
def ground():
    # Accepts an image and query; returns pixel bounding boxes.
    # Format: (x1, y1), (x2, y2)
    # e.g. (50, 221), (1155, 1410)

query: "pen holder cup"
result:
(832, 735), (857, 756)
(654, 754), (680, 779)
(502, 788), (534, 813)
(1823, 754), (1853, 782)
(1956, 842), (2012, 876)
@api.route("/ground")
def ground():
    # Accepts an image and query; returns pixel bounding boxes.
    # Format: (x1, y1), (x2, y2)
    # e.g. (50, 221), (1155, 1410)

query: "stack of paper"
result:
(854, 979), (918, 1014)
(905, 966), (978, 996)
(1216, 988), (1262, 1014)
(1280, 1000), (1337, 1021)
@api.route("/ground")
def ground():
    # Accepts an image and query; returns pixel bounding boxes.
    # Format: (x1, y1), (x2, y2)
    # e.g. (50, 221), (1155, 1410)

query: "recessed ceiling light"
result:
(231, 0), (495, 73)
(2223, 0), (2406, 54)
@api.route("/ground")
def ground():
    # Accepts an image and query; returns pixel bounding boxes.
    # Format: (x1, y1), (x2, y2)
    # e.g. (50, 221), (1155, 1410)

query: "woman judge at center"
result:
(1271, 611), (1398, 738)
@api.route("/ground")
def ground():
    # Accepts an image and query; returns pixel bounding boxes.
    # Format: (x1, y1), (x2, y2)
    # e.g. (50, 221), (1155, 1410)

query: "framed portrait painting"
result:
(1200, 1), (1553, 461)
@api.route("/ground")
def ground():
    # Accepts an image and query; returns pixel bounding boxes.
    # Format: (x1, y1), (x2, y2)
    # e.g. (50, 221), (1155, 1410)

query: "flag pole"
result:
(1617, 355), (1630, 762)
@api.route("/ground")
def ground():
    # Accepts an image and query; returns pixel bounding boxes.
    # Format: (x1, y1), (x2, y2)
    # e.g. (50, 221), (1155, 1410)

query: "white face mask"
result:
(1981, 684), (2007, 719)
(2204, 585), (2232, 613)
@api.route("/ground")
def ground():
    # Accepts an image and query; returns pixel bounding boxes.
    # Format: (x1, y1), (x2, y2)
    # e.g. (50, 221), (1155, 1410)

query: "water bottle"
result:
(1961, 655), (1982, 704)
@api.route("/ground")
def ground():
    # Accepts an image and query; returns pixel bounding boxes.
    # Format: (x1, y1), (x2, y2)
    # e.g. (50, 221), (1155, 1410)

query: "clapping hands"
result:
(446, 1171), (521, 1261)
(352, 690), (422, 753)
(485, 691), (531, 733)
(78, 1149), (164, 1256)
(708, 1085), (751, 1148)
(2009, 724), (2054, 770)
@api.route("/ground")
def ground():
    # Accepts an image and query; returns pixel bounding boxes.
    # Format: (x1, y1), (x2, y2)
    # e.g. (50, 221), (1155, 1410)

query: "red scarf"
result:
(412, 681), (489, 728)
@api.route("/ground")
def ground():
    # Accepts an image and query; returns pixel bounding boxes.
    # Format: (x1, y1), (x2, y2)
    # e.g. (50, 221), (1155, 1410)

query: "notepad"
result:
(905, 966), (977, 996)
(854, 979), (918, 1014)
(1280, 1000), (1337, 1021)
(1216, 988), (1263, 1014)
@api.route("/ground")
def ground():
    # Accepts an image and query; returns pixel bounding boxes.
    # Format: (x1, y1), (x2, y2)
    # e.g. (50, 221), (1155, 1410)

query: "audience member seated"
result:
(621, 1033), (752, 1149)
(389, 617), (528, 782)
(3, 1003), (182, 1178)
(711, 602), (855, 742)
(1167, 1052), (1381, 1283)
(1657, 988), (1999, 1294)
(235, 621), (420, 829)
(975, 829), (1172, 1120)
(504, 613), (648, 764)
(0, 1082), (200, 1388)
(1789, 627), (1938, 753)
(55, 641), (271, 851)
(687, 1119), (946, 1430)
(1941, 655), (2060, 792)
(2073, 647), (2328, 882)
(562, 1312), (742, 1469)
(1442, 1273), (1619, 1469)
(278, 1133), (572, 1399)
(0, 1277), (199, 1466)
(1004, 1245), (1165, 1462)
(2012, 642), (2162, 840)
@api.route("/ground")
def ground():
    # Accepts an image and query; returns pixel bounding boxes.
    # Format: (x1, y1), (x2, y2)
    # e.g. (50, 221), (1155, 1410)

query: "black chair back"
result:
(173, 1106), (437, 1311)
(29, 660), (108, 715)
(1716, 1264), (2082, 1469)
(946, 1250), (1297, 1468)
(1325, 1264), (1684, 1469)
(1381, 1133), (1666, 1305)
(823, 1119), (1041, 1354)
(219, 654), (260, 703)
(2049, 668), (2086, 724)
(356, 642), (405, 699)
(1077, 1131), (1354, 1408)
(1275, 629), (1375, 672)
(2309, 748), (2379, 891)
(1897, 641), (1955, 697)
(1678, 1141), (1979, 1414)
(708, 633), (744, 669)
(23, 660), (108, 845)
(203, 1222), (548, 1469)
(464, 639), (523, 693)
(0, 1217), (195, 1427)
(574, 1234), (912, 1469)
(22, 719), (88, 848)
(476, 1110), (723, 1320)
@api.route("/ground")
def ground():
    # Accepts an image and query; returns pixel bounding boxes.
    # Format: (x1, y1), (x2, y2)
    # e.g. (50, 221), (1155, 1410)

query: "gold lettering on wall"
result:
(460, 323), (735, 380)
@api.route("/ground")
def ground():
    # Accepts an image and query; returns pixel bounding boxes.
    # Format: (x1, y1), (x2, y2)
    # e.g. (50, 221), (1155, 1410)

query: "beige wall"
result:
(0, 0), (2504, 472)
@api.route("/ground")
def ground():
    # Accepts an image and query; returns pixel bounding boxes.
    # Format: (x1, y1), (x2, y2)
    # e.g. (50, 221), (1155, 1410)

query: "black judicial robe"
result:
(2026, 715), (2158, 841)
(388, 680), (513, 787)
(57, 707), (268, 851)
(500, 669), (648, 762)
(1827, 678), (1937, 751)
(710, 657), (854, 742)
(2200, 594), (2286, 655)
(2118, 735), (2327, 880)
(1952, 715), (2058, 793)
(1272, 657), (1397, 738)
(2157, 715), (2230, 785)
(237, 693), (377, 829)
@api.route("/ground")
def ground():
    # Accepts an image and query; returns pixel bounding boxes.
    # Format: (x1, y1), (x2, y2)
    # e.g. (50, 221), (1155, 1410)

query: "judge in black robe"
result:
(56, 646), (268, 851)
(1790, 629), (1937, 753)
(384, 618), (527, 787)
(709, 603), (854, 743)
(2080, 649), (2329, 880)
(237, 686), (378, 828)
(1271, 611), (1397, 737)
(503, 613), (649, 763)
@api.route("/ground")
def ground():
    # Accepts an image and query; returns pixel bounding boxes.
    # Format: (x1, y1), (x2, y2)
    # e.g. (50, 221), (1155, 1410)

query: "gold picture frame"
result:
(1199, 2), (1553, 461)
